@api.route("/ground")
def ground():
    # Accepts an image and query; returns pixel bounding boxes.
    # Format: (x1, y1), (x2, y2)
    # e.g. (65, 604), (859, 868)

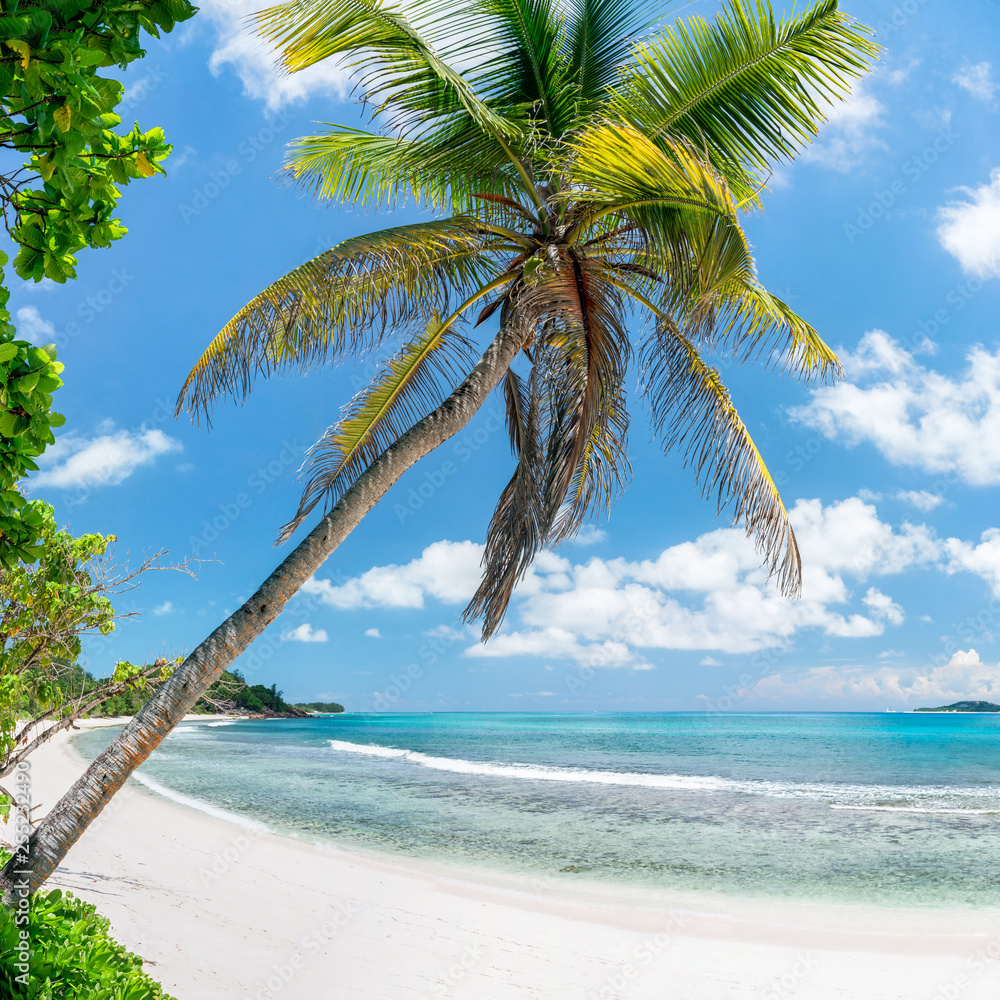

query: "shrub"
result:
(0, 852), (173, 999)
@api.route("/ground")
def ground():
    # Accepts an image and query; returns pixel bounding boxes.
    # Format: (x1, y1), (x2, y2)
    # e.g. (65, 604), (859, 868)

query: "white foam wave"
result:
(830, 804), (1000, 815)
(205, 720), (239, 727)
(131, 772), (269, 833)
(326, 740), (1000, 810)
(330, 741), (733, 791)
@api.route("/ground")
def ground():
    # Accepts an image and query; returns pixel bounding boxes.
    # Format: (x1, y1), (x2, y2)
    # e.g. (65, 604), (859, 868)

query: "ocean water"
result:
(73, 712), (1000, 909)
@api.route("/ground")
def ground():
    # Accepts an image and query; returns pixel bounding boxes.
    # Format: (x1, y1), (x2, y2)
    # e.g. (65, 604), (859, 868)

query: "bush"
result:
(0, 854), (173, 999)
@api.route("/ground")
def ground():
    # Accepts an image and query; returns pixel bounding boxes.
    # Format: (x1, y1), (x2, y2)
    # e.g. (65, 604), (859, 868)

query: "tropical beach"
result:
(12, 713), (996, 998)
(3, 0), (1000, 994)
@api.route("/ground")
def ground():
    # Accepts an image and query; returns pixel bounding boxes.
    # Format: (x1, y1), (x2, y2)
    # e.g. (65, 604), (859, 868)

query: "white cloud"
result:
(303, 540), (484, 609)
(364, 627), (382, 638)
(895, 490), (946, 512)
(943, 529), (1000, 598)
(153, 601), (174, 616)
(31, 426), (182, 491)
(199, 0), (350, 111)
(572, 526), (607, 546)
(937, 169), (1000, 278)
(700, 656), (722, 666)
(748, 649), (1000, 708)
(792, 330), (1000, 485)
(311, 498), (953, 666)
(801, 84), (887, 172)
(858, 488), (946, 512)
(282, 623), (329, 643)
(886, 58), (920, 86)
(15, 306), (55, 345)
(953, 62), (996, 102)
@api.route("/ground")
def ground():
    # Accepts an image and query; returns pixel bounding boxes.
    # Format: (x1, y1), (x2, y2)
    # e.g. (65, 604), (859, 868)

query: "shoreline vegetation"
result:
(913, 701), (1000, 713)
(87, 668), (344, 720)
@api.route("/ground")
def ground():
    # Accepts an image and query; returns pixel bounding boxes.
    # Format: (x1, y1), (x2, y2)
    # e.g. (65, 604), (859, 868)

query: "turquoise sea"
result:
(74, 712), (1000, 909)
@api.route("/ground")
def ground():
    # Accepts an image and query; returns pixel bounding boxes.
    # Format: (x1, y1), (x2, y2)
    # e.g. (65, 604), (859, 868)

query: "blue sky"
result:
(10, 0), (1000, 712)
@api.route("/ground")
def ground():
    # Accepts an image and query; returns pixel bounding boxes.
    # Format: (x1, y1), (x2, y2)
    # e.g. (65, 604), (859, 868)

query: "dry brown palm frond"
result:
(548, 376), (631, 547)
(464, 367), (546, 638)
(525, 254), (631, 529)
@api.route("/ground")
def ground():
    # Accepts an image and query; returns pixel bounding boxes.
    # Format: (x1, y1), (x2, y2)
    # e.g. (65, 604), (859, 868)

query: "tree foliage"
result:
(0, 504), (177, 792)
(0, 872), (175, 998)
(0, 0), (196, 284)
(0, 0), (195, 567)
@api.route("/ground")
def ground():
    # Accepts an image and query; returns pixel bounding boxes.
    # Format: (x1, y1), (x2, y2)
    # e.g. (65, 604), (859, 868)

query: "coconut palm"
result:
(1, 0), (875, 899)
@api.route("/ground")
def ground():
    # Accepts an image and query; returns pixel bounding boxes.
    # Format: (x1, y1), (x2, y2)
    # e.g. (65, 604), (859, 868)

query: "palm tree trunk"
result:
(0, 318), (524, 904)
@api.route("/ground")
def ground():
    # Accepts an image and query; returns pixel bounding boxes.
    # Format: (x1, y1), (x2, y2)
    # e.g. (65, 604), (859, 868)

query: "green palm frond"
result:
(614, 0), (878, 200)
(567, 123), (739, 251)
(279, 318), (476, 542)
(177, 220), (500, 417)
(655, 213), (842, 381)
(475, 0), (575, 138)
(642, 321), (801, 596)
(284, 125), (523, 211)
(256, 0), (513, 139)
(566, 0), (657, 118)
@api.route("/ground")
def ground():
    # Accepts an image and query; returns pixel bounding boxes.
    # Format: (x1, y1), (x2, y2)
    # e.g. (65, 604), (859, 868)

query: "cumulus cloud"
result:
(153, 601), (174, 616)
(306, 498), (958, 666)
(282, 623), (329, 643)
(15, 306), (55, 345)
(858, 488), (946, 512)
(937, 169), (1000, 278)
(748, 649), (1000, 707)
(364, 627), (382, 638)
(791, 330), (1000, 485)
(944, 529), (1000, 598)
(572, 526), (607, 546)
(31, 426), (182, 491)
(303, 540), (484, 609)
(800, 84), (887, 171)
(199, 0), (350, 111)
(953, 62), (996, 102)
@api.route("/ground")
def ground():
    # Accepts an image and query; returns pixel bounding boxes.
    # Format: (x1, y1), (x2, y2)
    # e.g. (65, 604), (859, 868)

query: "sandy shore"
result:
(10, 719), (1000, 999)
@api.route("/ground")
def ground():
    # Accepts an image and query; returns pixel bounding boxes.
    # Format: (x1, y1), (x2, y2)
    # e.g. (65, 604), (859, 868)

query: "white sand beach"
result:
(13, 720), (1000, 1000)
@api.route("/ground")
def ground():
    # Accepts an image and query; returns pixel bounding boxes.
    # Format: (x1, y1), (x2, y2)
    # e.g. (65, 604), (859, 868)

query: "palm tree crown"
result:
(179, 0), (876, 638)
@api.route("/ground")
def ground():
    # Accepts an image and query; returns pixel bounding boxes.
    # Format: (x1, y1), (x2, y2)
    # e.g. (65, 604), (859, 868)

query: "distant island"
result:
(914, 701), (1000, 713)
(294, 701), (345, 714)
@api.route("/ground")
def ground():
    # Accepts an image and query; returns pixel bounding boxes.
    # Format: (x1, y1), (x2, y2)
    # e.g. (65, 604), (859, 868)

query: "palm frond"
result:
(178, 220), (500, 417)
(279, 317), (476, 542)
(614, 0), (878, 201)
(256, 0), (514, 140)
(654, 213), (842, 381)
(567, 124), (739, 256)
(642, 320), (800, 596)
(284, 126), (524, 211)
(549, 376), (630, 546)
(565, 0), (657, 119)
(474, 0), (575, 139)
(521, 254), (631, 527)
(464, 367), (546, 637)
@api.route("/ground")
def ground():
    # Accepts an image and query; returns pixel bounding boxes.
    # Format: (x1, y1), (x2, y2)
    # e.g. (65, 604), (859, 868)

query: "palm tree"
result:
(1, 0), (875, 900)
